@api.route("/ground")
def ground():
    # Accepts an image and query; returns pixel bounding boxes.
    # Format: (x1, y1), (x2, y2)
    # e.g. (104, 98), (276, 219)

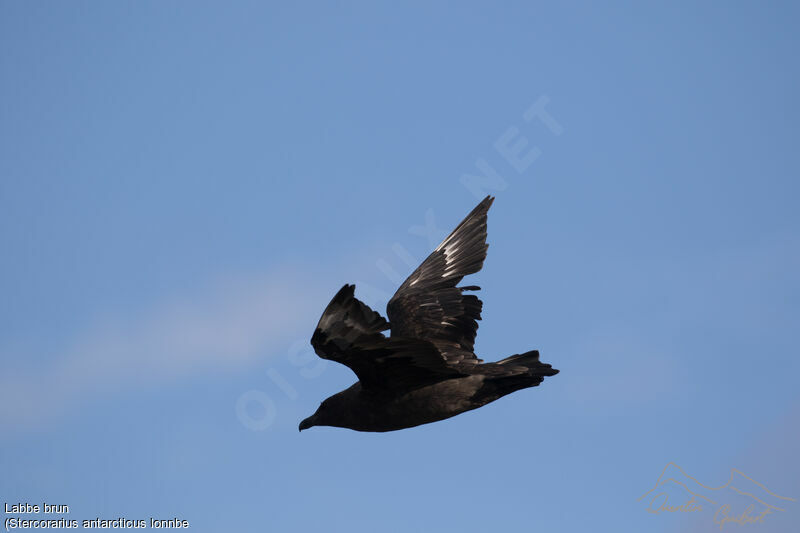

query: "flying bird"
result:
(300, 196), (558, 432)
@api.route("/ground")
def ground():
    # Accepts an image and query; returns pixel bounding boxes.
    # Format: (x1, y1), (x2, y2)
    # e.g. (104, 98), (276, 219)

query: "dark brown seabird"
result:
(300, 196), (558, 432)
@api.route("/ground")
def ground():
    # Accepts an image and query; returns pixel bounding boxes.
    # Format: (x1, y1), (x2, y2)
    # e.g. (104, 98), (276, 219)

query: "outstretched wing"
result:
(310, 284), (465, 390)
(386, 196), (494, 365)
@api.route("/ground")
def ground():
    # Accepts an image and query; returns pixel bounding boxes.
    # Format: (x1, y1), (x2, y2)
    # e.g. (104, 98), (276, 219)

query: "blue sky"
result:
(1, 2), (798, 532)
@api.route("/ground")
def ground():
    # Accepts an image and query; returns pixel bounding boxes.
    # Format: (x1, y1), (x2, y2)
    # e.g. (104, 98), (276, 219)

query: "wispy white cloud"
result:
(0, 268), (326, 432)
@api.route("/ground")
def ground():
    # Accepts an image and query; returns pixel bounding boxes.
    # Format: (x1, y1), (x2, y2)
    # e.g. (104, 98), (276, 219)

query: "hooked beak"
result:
(298, 415), (316, 432)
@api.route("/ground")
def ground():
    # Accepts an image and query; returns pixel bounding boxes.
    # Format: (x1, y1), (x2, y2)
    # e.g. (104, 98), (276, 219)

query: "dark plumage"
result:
(300, 196), (558, 432)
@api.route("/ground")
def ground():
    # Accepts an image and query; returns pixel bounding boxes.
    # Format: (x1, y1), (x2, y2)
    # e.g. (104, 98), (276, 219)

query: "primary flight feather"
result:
(300, 196), (558, 432)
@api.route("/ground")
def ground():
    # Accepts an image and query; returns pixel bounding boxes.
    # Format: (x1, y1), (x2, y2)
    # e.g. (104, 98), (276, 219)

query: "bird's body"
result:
(315, 363), (547, 432)
(305, 379), (474, 432)
(300, 196), (558, 432)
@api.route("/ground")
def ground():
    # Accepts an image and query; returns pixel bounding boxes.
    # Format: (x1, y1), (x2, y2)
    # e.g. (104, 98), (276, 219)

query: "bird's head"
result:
(298, 397), (337, 431)
(299, 387), (359, 431)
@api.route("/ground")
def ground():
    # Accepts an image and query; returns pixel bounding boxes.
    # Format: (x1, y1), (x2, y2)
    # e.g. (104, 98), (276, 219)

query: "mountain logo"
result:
(638, 462), (795, 529)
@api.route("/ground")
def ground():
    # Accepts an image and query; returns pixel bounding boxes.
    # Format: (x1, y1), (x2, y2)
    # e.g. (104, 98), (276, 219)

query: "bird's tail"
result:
(473, 350), (558, 404)
(497, 350), (559, 377)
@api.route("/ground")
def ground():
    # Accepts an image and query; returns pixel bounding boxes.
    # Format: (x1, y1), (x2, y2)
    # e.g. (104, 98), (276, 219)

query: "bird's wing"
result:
(312, 284), (390, 344)
(386, 195), (494, 365)
(310, 284), (465, 390)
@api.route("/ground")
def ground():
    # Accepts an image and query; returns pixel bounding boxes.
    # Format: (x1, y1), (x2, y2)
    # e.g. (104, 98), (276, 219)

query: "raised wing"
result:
(312, 284), (389, 345)
(310, 284), (465, 390)
(386, 196), (494, 365)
